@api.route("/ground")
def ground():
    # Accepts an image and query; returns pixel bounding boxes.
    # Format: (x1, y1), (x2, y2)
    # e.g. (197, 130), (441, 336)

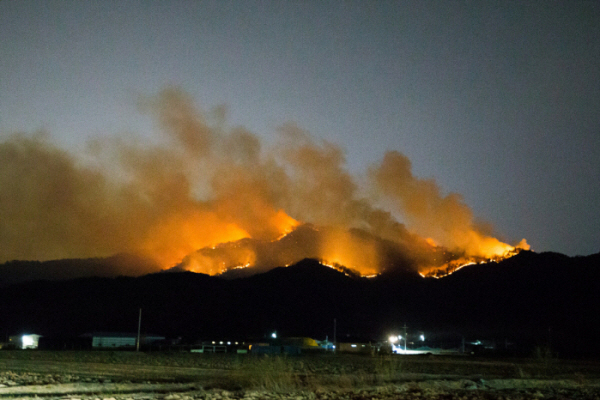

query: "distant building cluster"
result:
(1, 329), (506, 356)
(1, 332), (165, 351)
(1, 331), (379, 355)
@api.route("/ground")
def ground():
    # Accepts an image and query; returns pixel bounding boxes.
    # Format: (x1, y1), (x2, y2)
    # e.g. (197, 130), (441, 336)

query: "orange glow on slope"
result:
(419, 238), (531, 278)
(425, 237), (438, 247)
(271, 209), (300, 240)
(419, 259), (476, 279)
(319, 228), (380, 276)
(462, 231), (518, 259)
(175, 220), (530, 279)
(177, 210), (299, 274)
(138, 211), (250, 268)
(318, 261), (358, 278)
(185, 246), (257, 275)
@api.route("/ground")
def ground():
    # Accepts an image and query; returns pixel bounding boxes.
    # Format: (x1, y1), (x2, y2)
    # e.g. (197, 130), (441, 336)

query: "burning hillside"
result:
(0, 88), (528, 278)
(174, 223), (528, 278)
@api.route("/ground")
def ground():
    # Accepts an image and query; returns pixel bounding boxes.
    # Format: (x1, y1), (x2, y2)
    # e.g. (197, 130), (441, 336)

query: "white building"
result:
(8, 334), (42, 349)
(81, 332), (165, 348)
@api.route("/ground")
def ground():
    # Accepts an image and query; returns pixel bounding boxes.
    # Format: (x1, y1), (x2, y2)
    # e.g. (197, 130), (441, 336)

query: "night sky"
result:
(1, 1), (599, 259)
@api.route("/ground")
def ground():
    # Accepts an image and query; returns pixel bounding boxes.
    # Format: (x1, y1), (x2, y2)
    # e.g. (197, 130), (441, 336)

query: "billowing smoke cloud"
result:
(370, 151), (529, 259)
(0, 88), (527, 276)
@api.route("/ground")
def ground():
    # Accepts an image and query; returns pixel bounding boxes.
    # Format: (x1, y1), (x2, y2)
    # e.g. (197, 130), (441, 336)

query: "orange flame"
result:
(139, 210), (250, 268)
(419, 238), (531, 278)
(177, 210), (299, 274)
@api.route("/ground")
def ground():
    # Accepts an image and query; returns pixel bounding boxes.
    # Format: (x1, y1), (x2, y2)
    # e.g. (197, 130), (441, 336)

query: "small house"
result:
(8, 334), (42, 349)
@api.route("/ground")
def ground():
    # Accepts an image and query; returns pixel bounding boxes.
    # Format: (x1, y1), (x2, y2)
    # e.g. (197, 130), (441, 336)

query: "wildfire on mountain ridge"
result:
(174, 223), (529, 279)
(1, 88), (530, 279)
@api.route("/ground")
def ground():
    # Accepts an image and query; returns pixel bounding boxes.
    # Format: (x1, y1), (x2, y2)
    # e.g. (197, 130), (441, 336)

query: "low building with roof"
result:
(8, 334), (42, 349)
(80, 332), (164, 348)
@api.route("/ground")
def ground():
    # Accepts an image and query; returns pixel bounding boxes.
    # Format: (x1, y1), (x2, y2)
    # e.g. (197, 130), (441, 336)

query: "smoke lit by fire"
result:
(0, 88), (529, 278)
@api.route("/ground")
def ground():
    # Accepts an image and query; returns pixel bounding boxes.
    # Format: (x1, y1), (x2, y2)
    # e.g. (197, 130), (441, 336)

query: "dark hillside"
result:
(0, 254), (161, 287)
(1, 252), (599, 356)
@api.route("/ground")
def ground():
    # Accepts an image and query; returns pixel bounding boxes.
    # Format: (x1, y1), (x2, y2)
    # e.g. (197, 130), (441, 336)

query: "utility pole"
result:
(333, 318), (337, 354)
(403, 323), (408, 352)
(136, 308), (142, 352)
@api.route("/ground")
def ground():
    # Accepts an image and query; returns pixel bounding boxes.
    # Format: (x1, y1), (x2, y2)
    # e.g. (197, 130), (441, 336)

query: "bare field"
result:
(1, 351), (600, 399)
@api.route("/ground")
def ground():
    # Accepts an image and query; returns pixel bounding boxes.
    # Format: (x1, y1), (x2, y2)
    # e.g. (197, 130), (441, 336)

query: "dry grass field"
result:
(1, 351), (600, 399)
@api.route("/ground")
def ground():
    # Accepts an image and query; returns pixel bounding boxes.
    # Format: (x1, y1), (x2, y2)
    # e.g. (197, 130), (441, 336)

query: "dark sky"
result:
(1, 1), (599, 257)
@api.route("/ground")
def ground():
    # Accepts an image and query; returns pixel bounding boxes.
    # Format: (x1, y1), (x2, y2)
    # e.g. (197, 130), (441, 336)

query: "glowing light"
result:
(425, 237), (437, 247)
(271, 332), (277, 339)
(22, 335), (35, 348)
(389, 335), (398, 343)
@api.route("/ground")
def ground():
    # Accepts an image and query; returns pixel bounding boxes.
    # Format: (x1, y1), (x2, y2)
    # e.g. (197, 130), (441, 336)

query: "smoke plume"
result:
(0, 88), (528, 276)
